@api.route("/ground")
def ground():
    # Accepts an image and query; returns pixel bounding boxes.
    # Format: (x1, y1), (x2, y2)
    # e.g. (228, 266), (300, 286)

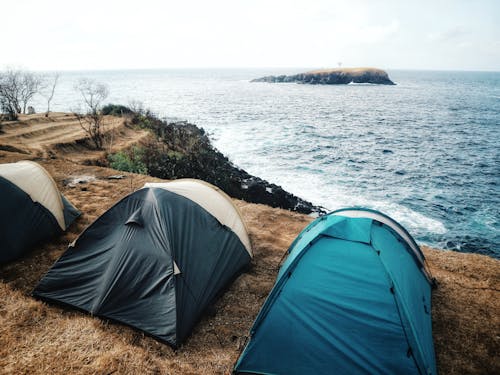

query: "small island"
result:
(252, 67), (395, 85)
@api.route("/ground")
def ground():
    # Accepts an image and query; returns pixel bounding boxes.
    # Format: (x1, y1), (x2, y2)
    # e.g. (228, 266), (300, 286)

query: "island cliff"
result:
(252, 67), (395, 85)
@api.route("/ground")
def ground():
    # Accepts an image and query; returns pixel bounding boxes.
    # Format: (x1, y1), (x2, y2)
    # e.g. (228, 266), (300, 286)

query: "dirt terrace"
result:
(0, 113), (148, 162)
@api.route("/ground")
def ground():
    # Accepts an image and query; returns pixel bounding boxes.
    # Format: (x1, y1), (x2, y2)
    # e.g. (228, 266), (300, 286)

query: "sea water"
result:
(31, 69), (500, 257)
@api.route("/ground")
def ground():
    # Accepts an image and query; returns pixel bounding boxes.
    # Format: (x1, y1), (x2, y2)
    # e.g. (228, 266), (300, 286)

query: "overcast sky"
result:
(2, 0), (499, 71)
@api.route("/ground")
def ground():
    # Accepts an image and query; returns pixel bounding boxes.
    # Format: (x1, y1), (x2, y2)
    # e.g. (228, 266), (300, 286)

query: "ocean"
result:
(29, 68), (500, 257)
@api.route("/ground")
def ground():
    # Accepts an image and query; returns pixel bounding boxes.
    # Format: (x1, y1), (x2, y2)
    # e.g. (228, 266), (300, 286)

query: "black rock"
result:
(130, 114), (326, 215)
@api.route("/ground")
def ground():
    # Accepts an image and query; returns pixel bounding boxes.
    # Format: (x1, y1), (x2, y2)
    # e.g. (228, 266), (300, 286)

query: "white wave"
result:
(239, 166), (447, 237)
(347, 82), (377, 86)
(211, 120), (448, 239)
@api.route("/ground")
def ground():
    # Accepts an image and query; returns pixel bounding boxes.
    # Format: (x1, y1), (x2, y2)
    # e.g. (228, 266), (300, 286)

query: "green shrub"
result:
(108, 146), (147, 174)
(101, 104), (133, 116)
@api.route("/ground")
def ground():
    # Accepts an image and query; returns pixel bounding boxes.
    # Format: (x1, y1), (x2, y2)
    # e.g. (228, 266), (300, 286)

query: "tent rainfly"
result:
(33, 179), (252, 347)
(234, 208), (437, 375)
(0, 161), (80, 263)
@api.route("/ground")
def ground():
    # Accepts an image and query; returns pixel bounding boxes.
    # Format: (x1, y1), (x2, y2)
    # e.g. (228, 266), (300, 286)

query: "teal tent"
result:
(234, 208), (437, 375)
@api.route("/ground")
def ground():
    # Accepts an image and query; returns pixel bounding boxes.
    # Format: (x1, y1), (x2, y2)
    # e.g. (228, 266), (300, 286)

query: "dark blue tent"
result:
(0, 161), (80, 263)
(34, 179), (252, 347)
(234, 208), (437, 375)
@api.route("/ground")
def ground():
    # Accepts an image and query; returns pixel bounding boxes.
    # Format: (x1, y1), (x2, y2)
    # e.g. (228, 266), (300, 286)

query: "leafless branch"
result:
(43, 73), (59, 117)
(19, 72), (42, 114)
(0, 68), (43, 118)
(73, 78), (109, 149)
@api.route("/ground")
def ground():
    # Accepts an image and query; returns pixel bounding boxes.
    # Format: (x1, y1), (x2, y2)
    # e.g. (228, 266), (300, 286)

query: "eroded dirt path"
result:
(0, 113), (148, 162)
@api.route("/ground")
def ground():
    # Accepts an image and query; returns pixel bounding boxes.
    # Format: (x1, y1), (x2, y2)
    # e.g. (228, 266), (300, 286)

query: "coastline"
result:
(113, 110), (326, 215)
(0, 113), (498, 374)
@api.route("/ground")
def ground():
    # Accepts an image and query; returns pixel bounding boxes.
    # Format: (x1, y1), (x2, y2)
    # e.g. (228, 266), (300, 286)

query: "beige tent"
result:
(0, 161), (66, 229)
(144, 179), (252, 256)
(0, 161), (80, 263)
(34, 178), (251, 347)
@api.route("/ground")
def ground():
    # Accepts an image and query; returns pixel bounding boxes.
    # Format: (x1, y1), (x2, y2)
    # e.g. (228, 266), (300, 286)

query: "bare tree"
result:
(128, 99), (144, 115)
(0, 68), (22, 118)
(0, 68), (43, 118)
(74, 78), (109, 149)
(43, 73), (59, 117)
(19, 71), (42, 114)
(0, 95), (17, 121)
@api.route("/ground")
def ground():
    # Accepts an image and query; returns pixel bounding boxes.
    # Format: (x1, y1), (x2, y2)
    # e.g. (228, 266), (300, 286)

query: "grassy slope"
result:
(0, 116), (499, 374)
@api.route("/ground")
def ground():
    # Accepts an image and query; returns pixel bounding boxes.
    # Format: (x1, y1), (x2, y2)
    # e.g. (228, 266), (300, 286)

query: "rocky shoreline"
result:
(252, 67), (395, 85)
(106, 109), (325, 215)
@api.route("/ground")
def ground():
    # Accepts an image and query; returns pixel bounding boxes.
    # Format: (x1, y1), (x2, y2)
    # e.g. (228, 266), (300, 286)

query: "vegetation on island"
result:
(252, 67), (395, 85)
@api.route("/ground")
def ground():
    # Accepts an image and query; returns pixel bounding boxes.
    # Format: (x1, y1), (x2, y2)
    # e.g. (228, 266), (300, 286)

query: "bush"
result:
(0, 97), (18, 121)
(101, 104), (134, 116)
(108, 146), (147, 174)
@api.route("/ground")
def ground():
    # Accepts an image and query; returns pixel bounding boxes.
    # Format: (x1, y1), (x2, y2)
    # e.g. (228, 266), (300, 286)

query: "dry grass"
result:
(424, 248), (500, 374)
(0, 119), (499, 374)
(0, 154), (313, 374)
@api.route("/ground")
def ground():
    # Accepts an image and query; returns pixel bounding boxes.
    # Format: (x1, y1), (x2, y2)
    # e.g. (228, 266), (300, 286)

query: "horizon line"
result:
(1, 66), (499, 73)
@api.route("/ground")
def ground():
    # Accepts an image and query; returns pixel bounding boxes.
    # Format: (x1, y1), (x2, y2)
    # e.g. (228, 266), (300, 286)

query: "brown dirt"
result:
(0, 113), (149, 162)
(0, 116), (499, 374)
